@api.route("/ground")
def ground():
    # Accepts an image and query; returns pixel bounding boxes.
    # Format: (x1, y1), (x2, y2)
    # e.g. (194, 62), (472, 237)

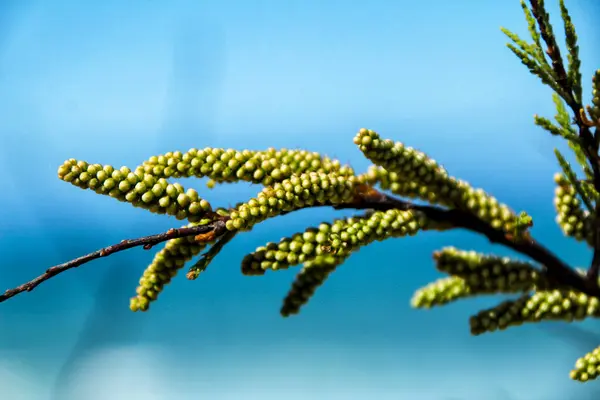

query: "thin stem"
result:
(0, 221), (226, 302)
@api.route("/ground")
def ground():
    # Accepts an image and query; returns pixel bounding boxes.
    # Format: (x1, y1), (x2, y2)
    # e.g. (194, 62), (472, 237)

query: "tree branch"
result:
(344, 187), (600, 297)
(2, 184), (599, 305)
(527, 0), (600, 285)
(0, 221), (226, 303)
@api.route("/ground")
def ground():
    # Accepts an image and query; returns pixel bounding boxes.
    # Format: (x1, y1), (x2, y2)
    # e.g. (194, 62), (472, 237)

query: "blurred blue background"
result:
(0, 0), (599, 399)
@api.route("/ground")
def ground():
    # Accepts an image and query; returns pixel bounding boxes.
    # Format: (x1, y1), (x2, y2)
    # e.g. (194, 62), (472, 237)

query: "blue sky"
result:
(1, 0), (600, 399)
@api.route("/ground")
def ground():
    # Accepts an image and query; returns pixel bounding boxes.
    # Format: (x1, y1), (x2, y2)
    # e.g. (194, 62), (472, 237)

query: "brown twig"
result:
(0, 221), (226, 303)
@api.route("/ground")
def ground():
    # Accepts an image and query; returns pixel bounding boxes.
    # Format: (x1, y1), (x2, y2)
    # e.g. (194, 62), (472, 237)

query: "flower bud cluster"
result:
(554, 173), (593, 245)
(57, 159), (212, 222)
(280, 254), (348, 317)
(571, 345), (600, 382)
(241, 209), (431, 275)
(411, 248), (542, 308)
(591, 69), (600, 122)
(224, 172), (357, 233)
(470, 289), (600, 335)
(358, 165), (450, 205)
(354, 129), (449, 184)
(129, 224), (211, 312)
(354, 130), (518, 232)
(139, 147), (354, 188)
(411, 276), (472, 308)
(435, 247), (542, 289)
(468, 296), (529, 335)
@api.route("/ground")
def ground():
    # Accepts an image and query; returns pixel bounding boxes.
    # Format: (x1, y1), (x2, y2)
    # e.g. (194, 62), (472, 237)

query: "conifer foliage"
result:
(1, 0), (599, 383)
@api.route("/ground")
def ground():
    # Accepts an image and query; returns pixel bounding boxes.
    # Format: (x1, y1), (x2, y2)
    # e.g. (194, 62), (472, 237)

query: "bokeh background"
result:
(1, 0), (600, 399)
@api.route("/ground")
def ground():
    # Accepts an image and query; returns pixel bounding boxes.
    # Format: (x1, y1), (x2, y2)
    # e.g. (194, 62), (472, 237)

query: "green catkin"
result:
(138, 147), (355, 188)
(571, 345), (600, 382)
(222, 171), (358, 234)
(57, 159), (212, 222)
(411, 248), (546, 308)
(354, 129), (519, 233)
(241, 209), (435, 275)
(469, 290), (600, 335)
(553, 173), (594, 245)
(434, 247), (544, 289)
(591, 69), (600, 121)
(411, 276), (473, 308)
(358, 165), (445, 204)
(469, 295), (530, 335)
(129, 223), (212, 312)
(280, 254), (349, 317)
(353, 129), (450, 184)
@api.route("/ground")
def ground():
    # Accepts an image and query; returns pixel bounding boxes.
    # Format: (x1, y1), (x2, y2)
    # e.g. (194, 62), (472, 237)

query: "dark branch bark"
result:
(0, 221), (225, 303)
(343, 188), (600, 297)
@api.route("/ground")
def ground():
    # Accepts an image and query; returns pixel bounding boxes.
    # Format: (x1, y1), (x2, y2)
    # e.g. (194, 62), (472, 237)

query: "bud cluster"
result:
(241, 209), (431, 275)
(354, 129), (518, 233)
(571, 345), (600, 382)
(130, 229), (209, 311)
(224, 172), (358, 233)
(411, 248), (542, 308)
(280, 254), (348, 317)
(469, 289), (600, 335)
(139, 147), (354, 188)
(57, 159), (212, 222)
(554, 173), (593, 245)
(591, 69), (600, 122)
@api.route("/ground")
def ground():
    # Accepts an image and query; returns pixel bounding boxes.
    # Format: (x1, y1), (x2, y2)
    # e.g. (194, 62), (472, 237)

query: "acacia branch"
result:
(2, 185), (599, 304)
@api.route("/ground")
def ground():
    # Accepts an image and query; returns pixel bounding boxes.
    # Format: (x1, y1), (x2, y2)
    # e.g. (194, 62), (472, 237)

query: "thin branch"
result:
(0, 221), (226, 303)
(588, 240), (600, 282)
(528, 0), (600, 285)
(186, 229), (236, 280)
(3, 184), (600, 304)
(529, 0), (597, 156)
(529, 0), (571, 100)
(345, 187), (600, 297)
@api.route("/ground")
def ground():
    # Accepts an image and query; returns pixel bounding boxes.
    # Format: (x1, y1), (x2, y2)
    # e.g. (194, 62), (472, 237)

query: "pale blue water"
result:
(1, 0), (600, 399)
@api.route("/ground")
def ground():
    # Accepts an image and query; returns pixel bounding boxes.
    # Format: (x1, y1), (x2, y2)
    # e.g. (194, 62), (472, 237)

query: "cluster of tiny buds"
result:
(58, 159), (212, 222)
(354, 128), (449, 184)
(470, 290), (600, 336)
(591, 69), (599, 121)
(572, 345), (600, 382)
(280, 254), (346, 317)
(469, 296), (527, 335)
(411, 276), (471, 308)
(224, 172), (357, 232)
(434, 247), (541, 287)
(130, 228), (209, 312)
(553, 173), (593, 245)
(241, 209), (429, 275)
(353, 130), (517, 233)
(139, 147), (354, 188)
(411, 248), (541, 308)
